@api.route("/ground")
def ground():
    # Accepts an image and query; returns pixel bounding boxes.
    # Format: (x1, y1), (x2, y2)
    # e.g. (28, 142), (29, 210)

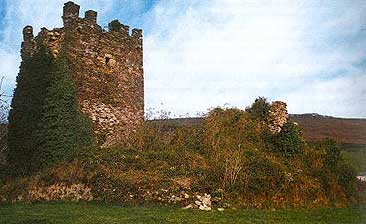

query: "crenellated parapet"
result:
(84, 10), (97, 24)
(21, 26), (36, 58)
(132, 28), (143, 49)
(23, 25), (34, 42)
(60, 1), (141, 48)
(21, 1), (143, 60)
(62, 1), (80, 28)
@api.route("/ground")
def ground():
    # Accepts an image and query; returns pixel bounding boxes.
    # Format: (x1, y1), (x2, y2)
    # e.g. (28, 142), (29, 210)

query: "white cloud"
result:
(0, 0), (365, 118)
(143, 0), (366, 117)
(0, 45), (19, 96)
(285, 73), (366, 118)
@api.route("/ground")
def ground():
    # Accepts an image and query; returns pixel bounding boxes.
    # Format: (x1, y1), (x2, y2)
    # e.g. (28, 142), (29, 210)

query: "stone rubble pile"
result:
(134, 188), (221, 211)
(195, 193), (212, 211)
(182, 193), (213, 211)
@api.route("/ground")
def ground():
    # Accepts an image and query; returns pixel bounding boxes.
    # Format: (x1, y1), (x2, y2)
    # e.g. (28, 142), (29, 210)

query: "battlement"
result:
(85, 10), (97, 23)
(21, 26), (37, 58)
(22, 1), (143, 59)
(62, 1), (80, 26)
(59, 1), (141, 40)
(132, 28), (143, 37)
(23, 26), (34, 42)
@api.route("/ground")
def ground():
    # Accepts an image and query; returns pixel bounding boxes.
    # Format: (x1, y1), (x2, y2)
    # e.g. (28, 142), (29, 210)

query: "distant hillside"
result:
(289, 114), (366, 145)
(152, 114), (366, 145)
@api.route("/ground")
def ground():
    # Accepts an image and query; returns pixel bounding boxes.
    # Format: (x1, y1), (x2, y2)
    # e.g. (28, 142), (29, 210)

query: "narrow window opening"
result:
(105, 57), (110, 65)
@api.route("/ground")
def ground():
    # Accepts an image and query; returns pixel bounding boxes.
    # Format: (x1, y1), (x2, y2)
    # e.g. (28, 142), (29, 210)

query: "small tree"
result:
(245, 97), (271, 121)
(108, 19), (123, 32)
(0, 77), (9, 166)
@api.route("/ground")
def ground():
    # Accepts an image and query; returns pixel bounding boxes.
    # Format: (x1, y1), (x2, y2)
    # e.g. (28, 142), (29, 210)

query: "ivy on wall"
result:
(7, 45), (93, 176)
(7, 45), (54, 175)
(36, 55), (93, 168)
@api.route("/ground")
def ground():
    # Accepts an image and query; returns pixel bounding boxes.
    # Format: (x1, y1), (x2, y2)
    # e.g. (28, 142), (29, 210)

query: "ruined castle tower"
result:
(21, 1), (144, 145)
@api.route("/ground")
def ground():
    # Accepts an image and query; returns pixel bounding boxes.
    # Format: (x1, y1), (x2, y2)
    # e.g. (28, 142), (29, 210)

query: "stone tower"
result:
(21, 1), (144, 146)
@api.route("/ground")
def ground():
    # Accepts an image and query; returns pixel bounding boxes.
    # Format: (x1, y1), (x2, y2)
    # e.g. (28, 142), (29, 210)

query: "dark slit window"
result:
(105, 57), (110, 65)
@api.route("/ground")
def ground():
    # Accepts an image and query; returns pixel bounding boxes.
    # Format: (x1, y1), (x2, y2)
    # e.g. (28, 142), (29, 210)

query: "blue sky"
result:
(0, 0), (365, 118)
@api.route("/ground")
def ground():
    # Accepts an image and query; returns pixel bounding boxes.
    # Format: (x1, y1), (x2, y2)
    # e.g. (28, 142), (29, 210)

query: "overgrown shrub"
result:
(313, 138), (357, 204)
(237, 151), (285, 194)
(1, 98), (359, 208)
(270, 122), (306, 158)
(204, 108), (265, 190)
(321, 138), (342, 168)
(337, 161), (357, 199)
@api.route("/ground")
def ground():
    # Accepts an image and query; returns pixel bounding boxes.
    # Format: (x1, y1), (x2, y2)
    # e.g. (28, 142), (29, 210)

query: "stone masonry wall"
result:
(21, 1), (144, 146)
(268, 101), (288, 134)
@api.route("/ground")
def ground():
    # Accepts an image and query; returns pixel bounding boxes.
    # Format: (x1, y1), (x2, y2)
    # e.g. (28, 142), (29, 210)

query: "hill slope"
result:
(289, 114), (366, 144)
(152, 114), (366, 144)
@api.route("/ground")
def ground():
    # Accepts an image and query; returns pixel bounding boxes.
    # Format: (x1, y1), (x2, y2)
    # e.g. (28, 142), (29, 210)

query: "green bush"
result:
(245, 97), (271, 121)
(270, 122), (306, 158)
(313, 138), (357, 203)
(337, 161), (357, 199)
(237, 151), (285, 195)
(322, 138), (342, 168)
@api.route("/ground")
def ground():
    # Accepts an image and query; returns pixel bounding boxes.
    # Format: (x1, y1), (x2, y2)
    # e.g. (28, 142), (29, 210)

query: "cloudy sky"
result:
(0, 0), (365, 118)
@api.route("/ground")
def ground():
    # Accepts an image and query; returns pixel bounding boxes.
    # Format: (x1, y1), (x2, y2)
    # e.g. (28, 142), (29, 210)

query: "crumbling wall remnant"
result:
(268, 101), (288, 134)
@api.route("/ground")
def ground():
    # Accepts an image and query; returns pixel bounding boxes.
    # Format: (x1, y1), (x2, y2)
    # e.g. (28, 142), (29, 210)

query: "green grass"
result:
(0, 202), (365, 224)
(342, 144), (366, 173)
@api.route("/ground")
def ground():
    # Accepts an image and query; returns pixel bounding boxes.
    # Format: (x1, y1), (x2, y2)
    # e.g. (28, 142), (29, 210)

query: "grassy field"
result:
(0, 203), (365, 224)
(342, 144), (366, 173)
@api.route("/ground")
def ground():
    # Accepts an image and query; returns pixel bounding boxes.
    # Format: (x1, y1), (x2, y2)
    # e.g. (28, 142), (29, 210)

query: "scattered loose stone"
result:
(184, 193), (189, 199)
(199, 205), (211, 211)
(182, 204), (193, 209)
(193, 193), (212, 211)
